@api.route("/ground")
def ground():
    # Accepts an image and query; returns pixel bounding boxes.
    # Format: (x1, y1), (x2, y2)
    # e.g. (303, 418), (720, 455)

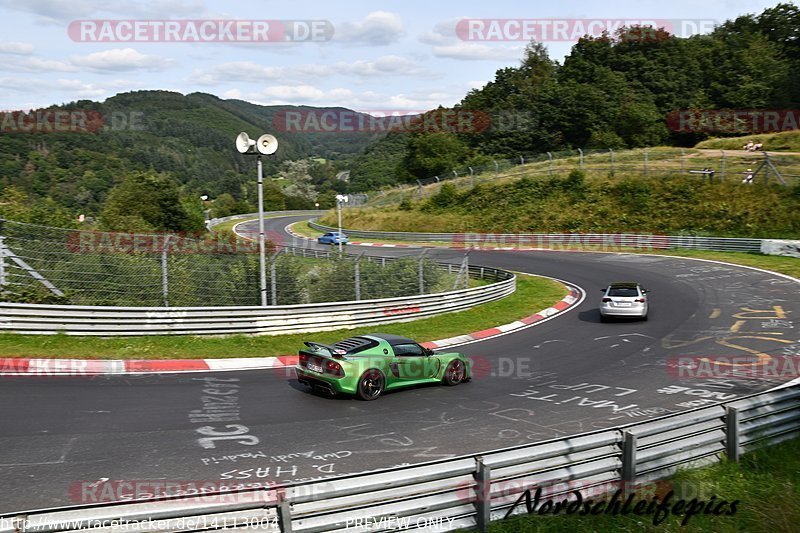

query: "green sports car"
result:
(295, 333), (471, 400)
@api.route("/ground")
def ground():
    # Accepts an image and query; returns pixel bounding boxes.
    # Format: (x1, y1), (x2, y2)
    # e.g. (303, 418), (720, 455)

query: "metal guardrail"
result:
(2, 385), (797, 532)
(0, 247), (515, 335)
(309, 221), (764, 253)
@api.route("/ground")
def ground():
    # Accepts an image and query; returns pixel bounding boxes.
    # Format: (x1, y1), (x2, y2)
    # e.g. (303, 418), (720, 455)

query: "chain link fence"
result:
(0, 219), (473, 307)
(368, 148), (800, 206)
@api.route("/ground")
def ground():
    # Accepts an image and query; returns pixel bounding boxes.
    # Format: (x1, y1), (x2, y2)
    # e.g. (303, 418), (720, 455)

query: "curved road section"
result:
(0, 215), (797, 512)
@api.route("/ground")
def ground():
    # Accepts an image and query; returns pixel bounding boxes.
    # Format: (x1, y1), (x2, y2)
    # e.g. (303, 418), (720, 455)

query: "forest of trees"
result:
(1, 4), (798, 229)
(348, 3), (800, 189)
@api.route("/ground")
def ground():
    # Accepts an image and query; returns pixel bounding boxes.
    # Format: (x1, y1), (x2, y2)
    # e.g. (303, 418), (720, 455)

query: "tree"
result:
(100, 171), (200, 232)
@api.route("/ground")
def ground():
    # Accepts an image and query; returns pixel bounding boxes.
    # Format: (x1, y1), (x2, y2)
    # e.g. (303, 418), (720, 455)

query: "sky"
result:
(0, 0), (787, 113)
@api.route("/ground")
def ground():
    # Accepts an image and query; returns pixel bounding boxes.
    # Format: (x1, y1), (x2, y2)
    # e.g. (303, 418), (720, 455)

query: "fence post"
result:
(547, 152), (553, 176)
(469, 166), (474, 188)
(474, 456), (491, 533)
(269, 249), (281, 305)
(609, 148), (615, 174)
(0, 217), (5, 289)
(416, 179), (423, 198)
(354, 252), (364, 301)
(643, 149), (648, 177)
(680, 148), (686, 175)
(418, 250), (427, 295)
(578, 148), (583, 171)
(621, 431), (637, 495)
(161, 234), (171, 307)
(726, 406), (740, 462)
(519, 155), (524, 165)
(720, 150), (726, 181)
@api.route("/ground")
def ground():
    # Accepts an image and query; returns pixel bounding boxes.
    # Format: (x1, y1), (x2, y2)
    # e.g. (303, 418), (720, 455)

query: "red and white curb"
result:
(0, 285), (583, 376)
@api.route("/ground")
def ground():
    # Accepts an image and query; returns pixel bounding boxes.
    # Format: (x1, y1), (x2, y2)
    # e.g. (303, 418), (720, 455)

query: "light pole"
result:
(235, 132), (279, 306)
(335, 194), (348, 254)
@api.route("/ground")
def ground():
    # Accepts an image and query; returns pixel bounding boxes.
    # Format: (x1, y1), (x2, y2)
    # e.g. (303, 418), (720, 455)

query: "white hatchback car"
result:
(599, 282), (649, 322)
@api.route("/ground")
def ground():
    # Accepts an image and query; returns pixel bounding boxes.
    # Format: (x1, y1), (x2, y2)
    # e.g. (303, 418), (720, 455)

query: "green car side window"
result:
(393, 343), (424, 357)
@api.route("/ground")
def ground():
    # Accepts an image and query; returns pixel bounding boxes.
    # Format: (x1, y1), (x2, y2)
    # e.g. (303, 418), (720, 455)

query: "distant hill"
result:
(0, 90), (384, 217)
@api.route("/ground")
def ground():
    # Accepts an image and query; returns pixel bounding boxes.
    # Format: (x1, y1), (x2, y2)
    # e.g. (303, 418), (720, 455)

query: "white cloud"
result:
(0, 0), (207, 24)
(0, 42), (34, 55)
(431, 43), (523, 61)
(419, 19), (459, 46)
(56, 78), (107, 97)
(0, 76), (41, 92)
(2, 57), (78, 73)
(70, 48), (175, 72)
(336, 11), (405, 46)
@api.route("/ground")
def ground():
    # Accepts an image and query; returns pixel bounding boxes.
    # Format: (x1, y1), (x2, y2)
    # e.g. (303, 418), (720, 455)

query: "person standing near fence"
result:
(742, 168), (754, 184)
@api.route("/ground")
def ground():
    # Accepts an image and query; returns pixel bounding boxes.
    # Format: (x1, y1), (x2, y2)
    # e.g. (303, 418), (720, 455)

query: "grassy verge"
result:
(0, 273), (565, 359)
(476, 436), (799, 532)
(696, 130), (800, 152)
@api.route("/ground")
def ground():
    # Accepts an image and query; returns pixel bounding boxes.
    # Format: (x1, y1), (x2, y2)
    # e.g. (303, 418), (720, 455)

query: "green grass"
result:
(0, 273), (565, 359)
(696, 130), (800, 152)
(476, 436), (800, 533)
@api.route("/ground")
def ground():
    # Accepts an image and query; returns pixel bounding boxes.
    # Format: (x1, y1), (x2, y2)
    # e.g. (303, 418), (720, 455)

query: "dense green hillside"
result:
(349, 3), (800, 188)
(0, 91), (379, 227)
(325, 171), (800, 239)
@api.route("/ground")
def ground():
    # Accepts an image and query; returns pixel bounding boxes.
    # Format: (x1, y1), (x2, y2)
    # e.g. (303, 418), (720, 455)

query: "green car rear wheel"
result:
(357, 369), (385, 401)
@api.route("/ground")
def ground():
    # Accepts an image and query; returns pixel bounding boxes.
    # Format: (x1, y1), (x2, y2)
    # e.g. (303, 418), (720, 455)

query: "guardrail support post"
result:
(161, 234), (171, 307)
(474, 456), (491, 533)
(621, 431), (637, 495)
(276, 491), (293, 533)
(726, 406), (741, 463)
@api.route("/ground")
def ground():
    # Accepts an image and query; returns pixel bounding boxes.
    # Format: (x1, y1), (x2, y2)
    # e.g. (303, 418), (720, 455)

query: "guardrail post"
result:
(418, 250), (427, 295)
(161, 234), (171, 307)
(725, 406), (741, 463)
(474, 456), (491, 533)
(578, 148), (583, 170)
(354, 252), (364, 301)
(621, 431), (637, 495)
(276, 491), (293, 533)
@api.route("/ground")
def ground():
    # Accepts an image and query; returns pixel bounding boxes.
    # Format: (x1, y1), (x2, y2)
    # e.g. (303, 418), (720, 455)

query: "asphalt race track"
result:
(0, 215), (797, 512)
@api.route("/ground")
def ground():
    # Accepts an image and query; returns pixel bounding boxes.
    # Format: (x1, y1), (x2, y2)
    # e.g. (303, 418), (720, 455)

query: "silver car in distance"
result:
(599, 282), (649, 322)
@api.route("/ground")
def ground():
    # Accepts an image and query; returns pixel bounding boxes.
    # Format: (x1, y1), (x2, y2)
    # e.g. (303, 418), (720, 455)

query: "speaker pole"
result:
(257, 155), (268, 307)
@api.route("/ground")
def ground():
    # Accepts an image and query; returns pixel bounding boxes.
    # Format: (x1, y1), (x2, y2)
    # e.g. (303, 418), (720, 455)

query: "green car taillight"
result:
(325, 360), (344, 377)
